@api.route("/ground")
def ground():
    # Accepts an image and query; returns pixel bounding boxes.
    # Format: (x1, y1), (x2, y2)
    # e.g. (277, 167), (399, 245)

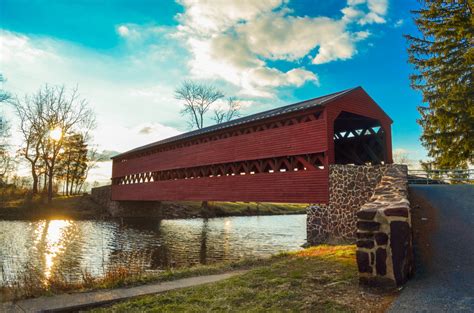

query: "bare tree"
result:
(212, 96), (241, 124)
(393, 150), (410, 165)
(42, 86), (95, 202)
(0, 74), (12, 183)
(13, 93), (47, 194)
(0, 116), (9, 150)
(0, 118), (14, 184)
(175, 81), (224, 129)
(14, 85), (95, 202)
(76, 147), (101, 194)
(0, 74), (11, 103)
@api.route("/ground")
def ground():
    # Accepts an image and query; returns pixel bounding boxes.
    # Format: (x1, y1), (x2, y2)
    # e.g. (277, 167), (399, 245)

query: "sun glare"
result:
(49, 127), (63, 141)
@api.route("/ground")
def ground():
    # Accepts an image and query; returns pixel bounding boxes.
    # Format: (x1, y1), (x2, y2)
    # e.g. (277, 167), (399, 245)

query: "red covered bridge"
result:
(111, 87), (393, 204)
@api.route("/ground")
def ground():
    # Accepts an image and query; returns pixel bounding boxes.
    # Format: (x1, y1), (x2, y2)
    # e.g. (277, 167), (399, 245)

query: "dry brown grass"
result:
(0, 252), (148, 302)
(0, 252), (268, 302)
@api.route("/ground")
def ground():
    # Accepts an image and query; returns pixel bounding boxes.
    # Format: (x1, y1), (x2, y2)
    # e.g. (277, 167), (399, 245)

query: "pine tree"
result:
(56, 133), (88, 195)
(405, 1), (473, 168)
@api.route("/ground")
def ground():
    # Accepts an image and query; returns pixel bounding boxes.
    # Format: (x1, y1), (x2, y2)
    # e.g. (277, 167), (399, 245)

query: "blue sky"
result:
(0, 0), (424, 182)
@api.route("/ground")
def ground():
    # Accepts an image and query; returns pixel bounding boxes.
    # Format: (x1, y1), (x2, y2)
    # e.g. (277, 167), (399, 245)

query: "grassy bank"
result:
(0, 195), (108, 219)
(160, 201), (307, 218)
(90, 246), (396, 313)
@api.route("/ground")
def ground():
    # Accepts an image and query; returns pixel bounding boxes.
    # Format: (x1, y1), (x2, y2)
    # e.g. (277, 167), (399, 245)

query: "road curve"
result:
(389, 185), (474, 312)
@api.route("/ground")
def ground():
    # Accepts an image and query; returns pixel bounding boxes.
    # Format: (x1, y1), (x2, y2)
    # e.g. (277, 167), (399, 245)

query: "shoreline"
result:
(0, 195), (307, 221)
(1, 245), (397, 312)
(0, 210), (307, 221)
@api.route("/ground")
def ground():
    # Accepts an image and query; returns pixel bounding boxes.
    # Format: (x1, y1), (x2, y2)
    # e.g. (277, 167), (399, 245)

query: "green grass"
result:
(160, 200), (307, 218)
(90, 246), (396, 313)
(208, 201), (307, 215)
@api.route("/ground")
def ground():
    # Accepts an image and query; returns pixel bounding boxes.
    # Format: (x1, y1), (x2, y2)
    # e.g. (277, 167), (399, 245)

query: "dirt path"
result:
(389, 185), (474, 312)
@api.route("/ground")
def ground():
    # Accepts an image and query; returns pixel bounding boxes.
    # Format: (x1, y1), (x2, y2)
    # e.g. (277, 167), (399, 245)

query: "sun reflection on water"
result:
(42, 220), (72, 281)
(0, 215), (307, 287)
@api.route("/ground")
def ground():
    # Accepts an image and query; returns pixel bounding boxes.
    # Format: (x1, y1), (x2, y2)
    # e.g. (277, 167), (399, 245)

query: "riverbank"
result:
(2, 246), (397, 311)
(89, 246), (397, 312)
(160, 200), (307, 218)
(0, 195), (109, 220)
(90, 246), (396, 312)
(0, 253), (268, 302)
(0, 195), (307, 220)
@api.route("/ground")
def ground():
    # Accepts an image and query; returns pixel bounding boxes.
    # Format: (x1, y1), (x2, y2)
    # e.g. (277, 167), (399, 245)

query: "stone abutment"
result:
(307, 164), (391, 244)
(356, 165), (413, 287)
(306, 164), (413, 287)
(91, 185), (162, 217)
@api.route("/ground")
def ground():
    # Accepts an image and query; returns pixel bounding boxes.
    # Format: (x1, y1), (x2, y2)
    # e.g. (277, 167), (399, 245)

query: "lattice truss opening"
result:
(113, 153), (326, 185)
(333, 111), (386, 165)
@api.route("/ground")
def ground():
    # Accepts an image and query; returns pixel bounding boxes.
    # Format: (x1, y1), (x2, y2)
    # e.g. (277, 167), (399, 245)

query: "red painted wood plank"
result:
(109, 88), (392, 204)
(112, 119), (327, 178)
(111, 170), (329, 203)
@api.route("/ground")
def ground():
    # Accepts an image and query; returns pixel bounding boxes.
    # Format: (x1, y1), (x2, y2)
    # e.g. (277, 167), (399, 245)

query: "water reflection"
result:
(0, 214), (306, 285)
(43, 220), (71, 280)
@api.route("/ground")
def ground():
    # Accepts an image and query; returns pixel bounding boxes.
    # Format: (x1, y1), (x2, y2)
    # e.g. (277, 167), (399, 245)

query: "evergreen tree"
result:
(56, 133), (88, 195)
(405, 1), (473, 168)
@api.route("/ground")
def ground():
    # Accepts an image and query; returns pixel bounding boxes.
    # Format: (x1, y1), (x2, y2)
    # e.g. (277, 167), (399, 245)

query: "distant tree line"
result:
(0, 76), (97, 203)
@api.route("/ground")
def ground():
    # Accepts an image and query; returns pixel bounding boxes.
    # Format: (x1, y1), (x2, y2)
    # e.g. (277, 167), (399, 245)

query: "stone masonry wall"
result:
(356, 165), (413, 287)
(90, 185), (112, 208)
(91, 185), (163, 217)
(307, 164), (391, 244)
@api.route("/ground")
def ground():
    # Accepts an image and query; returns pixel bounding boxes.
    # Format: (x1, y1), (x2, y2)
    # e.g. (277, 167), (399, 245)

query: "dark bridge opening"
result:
(333, 111), (386, 165)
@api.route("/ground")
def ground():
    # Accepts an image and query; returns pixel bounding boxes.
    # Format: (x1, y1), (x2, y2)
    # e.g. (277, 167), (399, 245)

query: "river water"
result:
(0, 214), (306, 285)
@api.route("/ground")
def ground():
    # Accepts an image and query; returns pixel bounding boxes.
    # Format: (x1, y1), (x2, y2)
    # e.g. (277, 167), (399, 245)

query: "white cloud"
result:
(176, 1), (318, 97)
(184, 30), (317, 98)
(344, 0), (389, 25)
(394, 19), (404, 28)
(239, 15), (350, 63)
(174, 0), (386, 96)
(176, 0), (285, 35)
(0, 30), (185, 183)
(94, 121), (180, 153)
(87, 121), (180, 185)
(0, 0), (393, 181)
(367, 0), (388, 16)
(359, 11), (386, 25)
(341, 6), (364, 23)
(116, 23), (169, 42)
(117, 25), (130, 37)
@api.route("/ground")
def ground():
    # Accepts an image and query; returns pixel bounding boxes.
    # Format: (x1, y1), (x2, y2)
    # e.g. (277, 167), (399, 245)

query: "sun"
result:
(49, 127), (63, 141)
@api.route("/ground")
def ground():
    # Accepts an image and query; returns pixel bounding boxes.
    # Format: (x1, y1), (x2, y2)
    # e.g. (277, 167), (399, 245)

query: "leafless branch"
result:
(175, 80), (224, 129)
(212, 97), (242, 124)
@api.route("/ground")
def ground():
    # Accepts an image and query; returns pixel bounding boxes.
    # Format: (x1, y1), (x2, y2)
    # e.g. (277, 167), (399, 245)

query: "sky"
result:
(0, 0), (425, 184)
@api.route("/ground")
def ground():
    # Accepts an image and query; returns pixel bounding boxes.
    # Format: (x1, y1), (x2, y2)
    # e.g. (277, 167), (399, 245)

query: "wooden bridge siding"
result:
(326, 88), (393, 164)
(112, 118), (328, 178)
(111, 170), (329, 203)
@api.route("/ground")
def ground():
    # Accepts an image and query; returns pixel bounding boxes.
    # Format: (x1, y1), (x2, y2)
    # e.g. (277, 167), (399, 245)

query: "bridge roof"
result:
(113, 86), (359, 159)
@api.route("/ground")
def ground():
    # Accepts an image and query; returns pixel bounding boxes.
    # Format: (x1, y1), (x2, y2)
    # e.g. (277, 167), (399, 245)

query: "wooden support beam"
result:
(362, 141), (381, 164)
